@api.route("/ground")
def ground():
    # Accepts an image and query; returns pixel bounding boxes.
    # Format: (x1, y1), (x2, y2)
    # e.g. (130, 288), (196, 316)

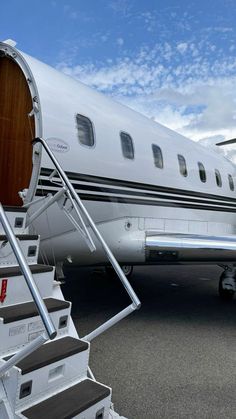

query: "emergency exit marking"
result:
(0, 279), (8, 303)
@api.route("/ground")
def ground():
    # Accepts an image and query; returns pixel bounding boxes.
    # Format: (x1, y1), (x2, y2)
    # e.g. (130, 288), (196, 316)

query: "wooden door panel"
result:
(0, 57), (35, 206)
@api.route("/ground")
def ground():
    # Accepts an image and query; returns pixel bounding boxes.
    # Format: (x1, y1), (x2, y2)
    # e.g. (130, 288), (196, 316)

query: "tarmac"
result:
(62, 264), (236, 419)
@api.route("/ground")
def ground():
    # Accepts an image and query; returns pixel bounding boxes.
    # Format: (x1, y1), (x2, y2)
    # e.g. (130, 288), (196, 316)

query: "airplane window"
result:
(215, 169), (222, 187)
(76, 114), (95, 147)
(198, 162), (206, 183)
(152, 144), (163, 169)
(120, 132), (134, 159)
(178, 154), (188, 177)
(228, 174), (234, 191)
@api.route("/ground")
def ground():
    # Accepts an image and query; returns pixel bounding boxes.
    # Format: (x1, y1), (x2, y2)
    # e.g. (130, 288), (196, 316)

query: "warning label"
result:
(9, 324), (26, 337)
(0, 279), (8, 303)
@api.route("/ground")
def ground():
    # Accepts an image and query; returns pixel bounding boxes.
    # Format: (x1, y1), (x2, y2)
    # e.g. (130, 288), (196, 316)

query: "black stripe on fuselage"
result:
(36, 187), (236, 214)
(38, 178), (236, 209)
(40, 167), (236, 205)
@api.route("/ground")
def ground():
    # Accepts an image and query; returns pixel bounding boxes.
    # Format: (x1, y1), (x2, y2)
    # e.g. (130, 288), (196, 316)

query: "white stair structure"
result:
(0, 138), (141, 419)
(0, 207), (111, 418)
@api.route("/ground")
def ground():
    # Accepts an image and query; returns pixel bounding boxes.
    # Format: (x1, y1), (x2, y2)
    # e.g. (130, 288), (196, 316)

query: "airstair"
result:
(0, 138), (141, 419)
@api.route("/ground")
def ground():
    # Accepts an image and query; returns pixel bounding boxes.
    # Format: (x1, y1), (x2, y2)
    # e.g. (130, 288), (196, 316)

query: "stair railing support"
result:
(32, 137), (141, 341)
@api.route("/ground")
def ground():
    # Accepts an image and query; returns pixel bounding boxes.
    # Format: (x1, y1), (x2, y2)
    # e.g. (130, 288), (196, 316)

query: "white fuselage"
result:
(1, 42), (236, 266)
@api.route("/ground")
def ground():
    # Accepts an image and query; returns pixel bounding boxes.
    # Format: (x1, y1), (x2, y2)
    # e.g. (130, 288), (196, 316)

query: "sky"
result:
(1, 0), (236, 144)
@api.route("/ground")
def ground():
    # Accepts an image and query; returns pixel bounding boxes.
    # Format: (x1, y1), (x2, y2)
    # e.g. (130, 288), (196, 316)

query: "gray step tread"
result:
(6, 336), (88, 374)
(0, 264), (54, 278)
(0, 234), (38, 241)
(0, 298), (70, 324)
(21, 379), (110, 419)
(3, 206), (27, 213)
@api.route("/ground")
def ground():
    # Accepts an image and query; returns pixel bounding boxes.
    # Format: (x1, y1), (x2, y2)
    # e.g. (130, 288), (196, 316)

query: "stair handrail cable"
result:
(0, 203), (57, 341)
(33, 137), (141, 340)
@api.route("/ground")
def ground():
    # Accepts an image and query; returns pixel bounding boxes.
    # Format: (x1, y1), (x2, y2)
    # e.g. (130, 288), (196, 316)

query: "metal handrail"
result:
(0, 203), (57, 340)
(33, 137), (141, 339)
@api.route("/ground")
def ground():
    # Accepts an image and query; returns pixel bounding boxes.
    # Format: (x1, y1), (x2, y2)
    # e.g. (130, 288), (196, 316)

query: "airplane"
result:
(1, 39), (236, 302)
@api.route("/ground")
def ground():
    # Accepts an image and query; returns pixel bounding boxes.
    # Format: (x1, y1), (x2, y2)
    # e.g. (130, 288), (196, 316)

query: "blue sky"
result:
(1, 0), (236, 143)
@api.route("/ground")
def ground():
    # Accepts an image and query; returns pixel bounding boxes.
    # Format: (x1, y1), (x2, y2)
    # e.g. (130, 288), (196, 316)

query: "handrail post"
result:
(0, 203), (57, 340)
(33, 137), (141, 310)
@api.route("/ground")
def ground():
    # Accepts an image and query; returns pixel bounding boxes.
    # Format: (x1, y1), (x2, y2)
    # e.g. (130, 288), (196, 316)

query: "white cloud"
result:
(108, 0), (132, 17)
(57, 42), (236, 143)
(117, 38), (124, 46)
(205, 26), (233, 34)
(177, 43), (188, 54)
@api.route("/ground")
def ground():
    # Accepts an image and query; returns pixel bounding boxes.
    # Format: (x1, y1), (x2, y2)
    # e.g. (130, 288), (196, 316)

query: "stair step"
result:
(2, 336), (90, 411)
(0, 298), (71, 355)
(0, 235), (39, 267)
(1, 206), (28, 235)
(14, 336), (89, 374)
(3, 206), (27, 213)
(0, 235), (38, 241)
(0, 264), (54, 278)
(0, 298), (70, 324)
(20, 379), (111, 419)
(0, 264), (55, 306)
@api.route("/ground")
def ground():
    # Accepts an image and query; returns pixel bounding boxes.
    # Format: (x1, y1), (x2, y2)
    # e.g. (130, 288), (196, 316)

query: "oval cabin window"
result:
(76, 114), (95, 147)
(228, 174), (234, 191)
(120, 132), (134, 159)
(198, 162), (206, 183)
(178, 154), (188, 177)
(152, 144), (163, 169)
(215, 169), (222, 187)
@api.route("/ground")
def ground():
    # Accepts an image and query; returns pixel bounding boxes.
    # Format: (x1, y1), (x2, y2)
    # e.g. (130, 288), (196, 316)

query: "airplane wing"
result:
(145, 231), (236, 263)
(216, 138), (236, 146)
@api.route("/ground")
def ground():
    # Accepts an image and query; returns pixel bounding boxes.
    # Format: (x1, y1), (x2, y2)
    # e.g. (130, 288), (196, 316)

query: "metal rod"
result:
(0, 334), (47, 378)
(33, 138), (141, 309)
(83, 304), (136, 342)
(26, 188), (66, 226)
(0, 204), (57, 340)
(65, 189), (96, 252)
(23, 194), (49, 209)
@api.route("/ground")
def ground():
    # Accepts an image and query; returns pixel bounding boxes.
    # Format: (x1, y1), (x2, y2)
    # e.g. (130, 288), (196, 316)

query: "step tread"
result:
(0, 264), (54, 278)
(21, 379), (110, 419)
(3, 206), (27, 213)
(12, 337), (89, 374)
(0, 235), (38, 241)
(0, 298), (70, 324)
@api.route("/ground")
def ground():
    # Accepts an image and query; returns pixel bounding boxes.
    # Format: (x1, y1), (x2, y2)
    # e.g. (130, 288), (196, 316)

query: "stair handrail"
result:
(0, 203), (57, 340)
(33, 137), (141, 340)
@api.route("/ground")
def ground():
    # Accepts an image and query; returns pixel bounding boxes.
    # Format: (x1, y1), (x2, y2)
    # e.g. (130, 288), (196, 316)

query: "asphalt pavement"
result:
(62, 264), (236, 419)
